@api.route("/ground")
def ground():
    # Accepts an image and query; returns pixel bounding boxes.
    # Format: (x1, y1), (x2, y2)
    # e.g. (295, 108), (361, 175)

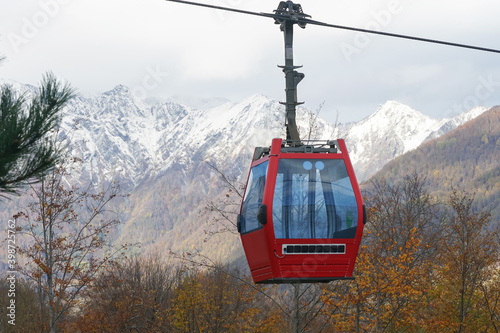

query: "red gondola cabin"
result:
(238, 138), (366, 283)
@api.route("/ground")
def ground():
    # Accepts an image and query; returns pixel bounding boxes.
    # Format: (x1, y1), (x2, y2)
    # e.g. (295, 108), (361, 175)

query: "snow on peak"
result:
(370, 100), (430, 123)
(354, 101), (433, 142)
(104, 84), (129, 96)
(452, 106), (489, 123)
(345, 101), (446, 180)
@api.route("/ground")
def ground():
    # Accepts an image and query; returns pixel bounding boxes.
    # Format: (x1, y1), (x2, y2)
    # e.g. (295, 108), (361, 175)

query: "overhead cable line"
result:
(165, 0), (500, 55)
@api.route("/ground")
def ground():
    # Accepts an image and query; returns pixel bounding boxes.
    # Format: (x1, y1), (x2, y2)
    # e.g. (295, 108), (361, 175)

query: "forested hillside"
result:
(371, 106), (500, 223)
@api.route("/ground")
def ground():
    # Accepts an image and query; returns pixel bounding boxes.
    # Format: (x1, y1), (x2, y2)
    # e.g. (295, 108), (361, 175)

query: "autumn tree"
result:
(479, 266), (500, 332)
(203, 161), (245, 237)
(0, 70), (75, 197)
(276, 283), (331, 333)
(15, 161), (126, 333)
(431, 189), (500, 332)
(69, 251), (286, 332)
(171, 263), (257, 332)
(68, 254), (179, 332)
(323, 173), (441, 332)
(169, 251), (289, 332)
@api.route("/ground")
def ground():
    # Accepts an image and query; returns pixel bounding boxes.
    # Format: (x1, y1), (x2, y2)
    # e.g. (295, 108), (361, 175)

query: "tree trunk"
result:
(293, 284), (301, 333)
(355, 299), (361, 333)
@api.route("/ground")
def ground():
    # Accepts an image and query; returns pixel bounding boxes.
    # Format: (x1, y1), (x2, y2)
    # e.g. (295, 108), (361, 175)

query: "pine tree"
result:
(0, 66), (75, 197)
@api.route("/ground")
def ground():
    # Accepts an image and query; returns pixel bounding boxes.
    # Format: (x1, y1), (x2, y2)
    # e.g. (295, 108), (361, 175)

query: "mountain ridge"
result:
(0, 80), (493, 262)
(370, 106), (500, 223)
(342, 101), (489, 180)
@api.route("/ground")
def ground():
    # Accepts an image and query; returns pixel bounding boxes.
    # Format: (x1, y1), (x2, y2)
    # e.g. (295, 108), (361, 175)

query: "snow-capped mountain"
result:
(343, 101), (489, 180)
(63, 87), (488, 191)
(63, 87), (288, 192)
(2, 79), (487, 188)
(0, 80), (491, 260)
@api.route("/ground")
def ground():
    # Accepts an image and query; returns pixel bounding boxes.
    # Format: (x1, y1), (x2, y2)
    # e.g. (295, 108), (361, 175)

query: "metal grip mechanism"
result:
(273, 1), (310, 26)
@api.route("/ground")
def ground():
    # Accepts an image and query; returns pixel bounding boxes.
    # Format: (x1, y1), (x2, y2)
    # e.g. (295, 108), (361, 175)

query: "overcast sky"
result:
(1, 0), (499, 123)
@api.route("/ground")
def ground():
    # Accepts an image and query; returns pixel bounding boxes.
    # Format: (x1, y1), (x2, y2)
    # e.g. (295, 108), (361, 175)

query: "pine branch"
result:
(0, 73), (75, 197)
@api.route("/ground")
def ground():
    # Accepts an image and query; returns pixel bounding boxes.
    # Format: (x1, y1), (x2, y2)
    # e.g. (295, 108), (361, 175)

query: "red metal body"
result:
(239, 138), (365, 283)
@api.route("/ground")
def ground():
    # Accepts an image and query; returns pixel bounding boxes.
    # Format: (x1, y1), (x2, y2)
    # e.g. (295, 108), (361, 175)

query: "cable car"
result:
(233, 2), (367, 283)
(237, 138), (366, 283)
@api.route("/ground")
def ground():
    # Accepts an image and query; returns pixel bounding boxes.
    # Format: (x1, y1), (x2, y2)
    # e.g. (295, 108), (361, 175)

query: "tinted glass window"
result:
(240, 161), (268, 233)
(272, 159), (358, 239)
